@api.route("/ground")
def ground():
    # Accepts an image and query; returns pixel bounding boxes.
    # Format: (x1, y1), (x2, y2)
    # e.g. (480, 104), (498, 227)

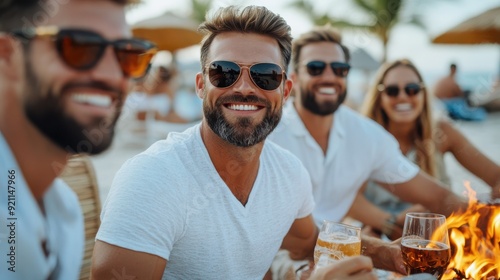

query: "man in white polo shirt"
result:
(268, 24), (470, 278)
(269, 25), (467, 231)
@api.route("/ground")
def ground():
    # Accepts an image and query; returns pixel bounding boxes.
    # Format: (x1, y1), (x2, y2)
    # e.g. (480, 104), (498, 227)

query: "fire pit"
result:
(441, 183), (500, 280)
(376, 183), (499, 280)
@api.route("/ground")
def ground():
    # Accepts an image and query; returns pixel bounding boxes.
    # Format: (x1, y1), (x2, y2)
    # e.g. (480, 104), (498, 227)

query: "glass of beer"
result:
(313, 220), (361, 264)
(401, 213), (451, 280)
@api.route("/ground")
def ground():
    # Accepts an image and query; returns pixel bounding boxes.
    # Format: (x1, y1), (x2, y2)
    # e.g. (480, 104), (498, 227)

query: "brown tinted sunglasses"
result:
(12, 26), (157, 79)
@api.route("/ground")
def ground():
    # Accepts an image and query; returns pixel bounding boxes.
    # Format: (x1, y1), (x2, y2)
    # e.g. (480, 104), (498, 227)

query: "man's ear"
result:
(0, 34), (22, 72)
(0, 34), (15, 62)
(0, 34), (24, 99)
(195, 72), (206, 99)
(282, 76), (293, 102)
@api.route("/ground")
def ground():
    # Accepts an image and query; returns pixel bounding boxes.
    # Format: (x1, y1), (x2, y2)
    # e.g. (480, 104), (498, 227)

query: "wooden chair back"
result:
(59, 154), (101, 280)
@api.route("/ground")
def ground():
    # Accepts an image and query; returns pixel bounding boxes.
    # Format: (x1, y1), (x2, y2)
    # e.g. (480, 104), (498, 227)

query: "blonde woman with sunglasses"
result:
(347, 59), (500, 240)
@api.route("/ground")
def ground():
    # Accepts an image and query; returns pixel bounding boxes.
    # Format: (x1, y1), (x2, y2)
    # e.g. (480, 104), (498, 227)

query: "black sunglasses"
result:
(207, 60), (286, 91)
(305, 61), (350, 77)
(11, 26), (157, 79)
(378, 83), (423, 97)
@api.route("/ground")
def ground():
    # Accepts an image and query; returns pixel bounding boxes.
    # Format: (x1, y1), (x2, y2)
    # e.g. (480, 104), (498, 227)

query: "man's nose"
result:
(90, 46), (126, 87)
(322, 65), (341, 80)
(231, 67), (256, 94)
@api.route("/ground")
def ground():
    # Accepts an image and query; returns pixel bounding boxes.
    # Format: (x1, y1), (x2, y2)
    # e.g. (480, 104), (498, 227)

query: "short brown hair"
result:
(0, 0), (140, 31)
(198, 5), (292, 71)
(291, 25), (350, 72)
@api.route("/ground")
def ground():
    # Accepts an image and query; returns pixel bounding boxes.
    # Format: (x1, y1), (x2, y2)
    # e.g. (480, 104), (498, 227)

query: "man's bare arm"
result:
(381, 171), (468, 216)
(281, 215), (319, 260)
(91, 240), (167, 280)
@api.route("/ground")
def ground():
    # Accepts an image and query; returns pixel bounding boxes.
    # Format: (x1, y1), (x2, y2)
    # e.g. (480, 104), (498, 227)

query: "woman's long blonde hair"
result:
(361, 59), (436, 177)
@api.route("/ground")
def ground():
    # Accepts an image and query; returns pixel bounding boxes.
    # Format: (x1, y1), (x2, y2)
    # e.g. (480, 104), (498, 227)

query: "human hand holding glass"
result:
(401, 213), (451, 279)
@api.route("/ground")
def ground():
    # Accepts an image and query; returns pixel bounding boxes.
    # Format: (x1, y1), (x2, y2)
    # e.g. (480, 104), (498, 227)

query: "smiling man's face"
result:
(197, 32), (291, 147)
(21, 1), (130, 154)
(295, 42), (348, 116)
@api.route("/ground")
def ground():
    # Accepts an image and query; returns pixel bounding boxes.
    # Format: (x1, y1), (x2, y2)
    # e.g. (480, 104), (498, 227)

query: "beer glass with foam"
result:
(313, 220), (361, 264)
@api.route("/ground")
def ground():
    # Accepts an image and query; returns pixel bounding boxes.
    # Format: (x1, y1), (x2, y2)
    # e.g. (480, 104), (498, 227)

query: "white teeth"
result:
(72, 94), (112, 108)
(318, 87), (336, 95)
(395, 103), (412, 111)
(228, 104), (258, 111)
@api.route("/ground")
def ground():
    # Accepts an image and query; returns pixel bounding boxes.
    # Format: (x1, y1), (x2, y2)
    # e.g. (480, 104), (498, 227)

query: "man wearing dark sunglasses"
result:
(92, 5), (377, 280)
(0, 0), (155, 279)
(269, 25), (470, 275)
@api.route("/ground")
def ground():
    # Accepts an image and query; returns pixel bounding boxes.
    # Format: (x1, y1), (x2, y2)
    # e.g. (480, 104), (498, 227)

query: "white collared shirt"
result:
(0, 132), (84, 280)
(269, 101), (419, 224)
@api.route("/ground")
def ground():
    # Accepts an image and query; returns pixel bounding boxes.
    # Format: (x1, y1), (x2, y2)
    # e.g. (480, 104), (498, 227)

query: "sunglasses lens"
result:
(115, 40), (156, 78)
(385, 86), (400, 97)
(405, 83), (421, 96)
(306, 61), (326, 76)
(249, 63), (283, 90)
(208, 61), (240, 88)
(208, 61), (284, 91)
(57, 30), (156, 78)
(384, 83), (422, 97)
(58, 30), (104, 70)
(330, 62), (350, 78)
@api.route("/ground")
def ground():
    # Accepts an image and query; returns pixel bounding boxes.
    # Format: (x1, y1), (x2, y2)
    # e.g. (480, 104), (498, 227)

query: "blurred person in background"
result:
(433, 63), (487, 121)
(142, 51), (202, 124)
(122, 51), (202, 144)
(434, 63), (463, 100)
(126, 51), (183, 123)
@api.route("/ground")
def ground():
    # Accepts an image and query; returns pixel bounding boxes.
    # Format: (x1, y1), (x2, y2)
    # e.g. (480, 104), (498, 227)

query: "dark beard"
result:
(300, 86), (347, 116)
(23, 61), (123, 155)
(203, 93), (282, 147)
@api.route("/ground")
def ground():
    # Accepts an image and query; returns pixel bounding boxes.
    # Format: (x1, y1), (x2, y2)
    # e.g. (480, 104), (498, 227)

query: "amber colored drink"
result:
(401, 239), (451, 280)
(314, 232), (361, 263)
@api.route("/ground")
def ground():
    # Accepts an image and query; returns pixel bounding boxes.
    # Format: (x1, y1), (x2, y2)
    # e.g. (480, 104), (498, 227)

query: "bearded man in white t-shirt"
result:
(92, 6), (389, 280)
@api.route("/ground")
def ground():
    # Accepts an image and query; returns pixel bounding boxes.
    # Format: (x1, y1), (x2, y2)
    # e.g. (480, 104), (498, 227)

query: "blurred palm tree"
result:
(187, 0), (260, 24)
(291, 0), (426, 62)
(188, 0), (214, 24)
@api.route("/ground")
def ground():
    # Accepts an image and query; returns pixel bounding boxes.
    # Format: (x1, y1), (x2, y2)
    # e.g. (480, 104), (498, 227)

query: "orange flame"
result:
(441, 182), (500, 279)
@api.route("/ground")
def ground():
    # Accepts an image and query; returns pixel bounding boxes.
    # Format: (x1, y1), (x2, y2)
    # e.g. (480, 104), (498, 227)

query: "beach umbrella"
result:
(432, 6), (500, 44)
(432, 6), (500, 75)
(132, 12), (203, 53)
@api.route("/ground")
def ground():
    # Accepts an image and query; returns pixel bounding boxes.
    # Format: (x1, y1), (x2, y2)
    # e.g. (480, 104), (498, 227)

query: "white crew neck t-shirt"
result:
(97, 124), (315, 279)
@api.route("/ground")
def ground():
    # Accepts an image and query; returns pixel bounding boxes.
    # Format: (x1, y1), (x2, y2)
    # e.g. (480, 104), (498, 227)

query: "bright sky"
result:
(126, 0), (500, 79)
